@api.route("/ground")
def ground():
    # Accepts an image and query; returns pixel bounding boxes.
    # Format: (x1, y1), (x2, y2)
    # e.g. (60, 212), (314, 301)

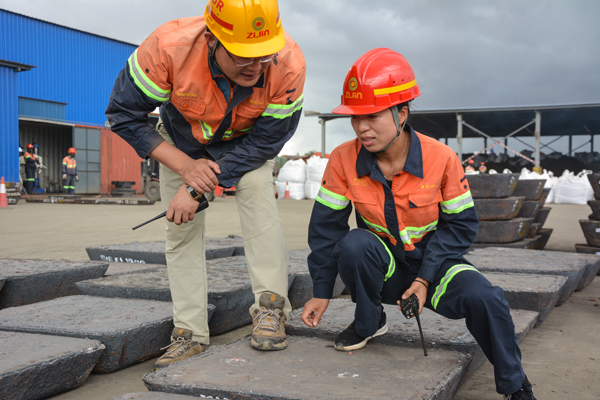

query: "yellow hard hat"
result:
(204, 0), (285, 58)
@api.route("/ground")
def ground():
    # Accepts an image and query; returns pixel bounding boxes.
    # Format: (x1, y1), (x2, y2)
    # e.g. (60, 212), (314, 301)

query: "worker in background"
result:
(479, 161), (488, 174)
(301, 49), (537, 400)
(106, 0), (305, 371)
(465, 158), (476, 173)
(23, 144), (39, 193)
(62, 147), (78, 194)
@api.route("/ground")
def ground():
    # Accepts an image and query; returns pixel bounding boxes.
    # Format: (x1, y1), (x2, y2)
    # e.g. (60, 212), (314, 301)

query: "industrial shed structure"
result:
(306, 102), (600, 168)
(0, 9), (143, 193)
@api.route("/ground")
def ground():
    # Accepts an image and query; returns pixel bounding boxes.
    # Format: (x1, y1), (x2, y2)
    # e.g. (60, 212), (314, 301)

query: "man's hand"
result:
(180, 158), (221, 194)
(166, 185), (201, 225)
(301, 298), (330, 328)
(62, 174), (67, 180)
(75, 175), (79, 182)
(397, 278), (430, 315)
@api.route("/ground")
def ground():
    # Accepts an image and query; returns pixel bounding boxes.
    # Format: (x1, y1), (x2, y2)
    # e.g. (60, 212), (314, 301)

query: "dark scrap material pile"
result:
(464, 151), (600, 175)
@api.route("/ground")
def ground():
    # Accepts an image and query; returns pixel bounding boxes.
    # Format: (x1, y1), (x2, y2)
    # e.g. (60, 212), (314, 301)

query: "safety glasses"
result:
(222, 45), (278, 67)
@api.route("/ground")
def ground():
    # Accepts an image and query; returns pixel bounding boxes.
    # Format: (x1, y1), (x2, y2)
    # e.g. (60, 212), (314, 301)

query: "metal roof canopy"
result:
(305, 102), (600, 167)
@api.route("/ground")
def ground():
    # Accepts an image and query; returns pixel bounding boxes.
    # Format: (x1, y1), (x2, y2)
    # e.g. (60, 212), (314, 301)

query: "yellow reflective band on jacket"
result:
(261, 94), (304, 119)
(128, 49), (171, 102)
(200, 121), (252, 141)
(316, 187), (350, 210)
(361, 216), (437, 245)
(360, 215), (392, 236)
(402, 220), (439, 244)
(431, 264), (480, 310)
(440, 191), (474, 214)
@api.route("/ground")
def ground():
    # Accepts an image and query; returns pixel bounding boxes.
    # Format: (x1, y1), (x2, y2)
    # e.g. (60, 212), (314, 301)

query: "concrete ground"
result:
(1, 197), (599, 400)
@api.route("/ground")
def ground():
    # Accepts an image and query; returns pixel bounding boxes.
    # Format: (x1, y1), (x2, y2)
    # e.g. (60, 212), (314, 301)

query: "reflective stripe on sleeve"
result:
(261, 94), (304, 119)
(128, 49), (171, 102)
(431, 264), (480, 310)
(315, 186), (350, 210)
(440, 191), (474, 214)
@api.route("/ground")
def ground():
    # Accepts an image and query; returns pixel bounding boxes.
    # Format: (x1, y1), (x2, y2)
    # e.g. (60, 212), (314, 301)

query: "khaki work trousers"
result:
(158, 122), (291, 344)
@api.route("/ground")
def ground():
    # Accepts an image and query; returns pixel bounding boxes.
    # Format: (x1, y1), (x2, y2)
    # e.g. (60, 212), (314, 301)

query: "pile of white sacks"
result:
(490, 168), (595, 205)
(275, 156), (329, 200)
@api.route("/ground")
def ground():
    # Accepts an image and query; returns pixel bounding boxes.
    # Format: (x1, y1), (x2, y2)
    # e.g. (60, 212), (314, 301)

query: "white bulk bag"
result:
(305, 181), (321, 200)
(276, 181), (306, 200)
(552, 170), (594, 205)
(277, 159), (306, 183)
(306, 155), (329, 183)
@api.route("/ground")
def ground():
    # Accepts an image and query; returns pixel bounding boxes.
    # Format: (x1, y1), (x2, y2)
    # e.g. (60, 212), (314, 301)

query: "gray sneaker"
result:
(152, 327), (206, 371)
(251, 293), (288, 351)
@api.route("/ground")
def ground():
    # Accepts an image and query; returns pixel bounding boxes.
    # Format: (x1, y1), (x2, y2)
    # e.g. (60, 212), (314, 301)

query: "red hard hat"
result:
(27, 143), (34, 149)
(68, 147), (76, 154)
(468, 159), (474, 164)
(332, 48), (421, 115)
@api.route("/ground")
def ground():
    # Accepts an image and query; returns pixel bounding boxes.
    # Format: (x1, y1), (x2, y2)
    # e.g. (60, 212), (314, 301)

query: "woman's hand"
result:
(301, 298), (330, 327)
(397, 278), (430, 315)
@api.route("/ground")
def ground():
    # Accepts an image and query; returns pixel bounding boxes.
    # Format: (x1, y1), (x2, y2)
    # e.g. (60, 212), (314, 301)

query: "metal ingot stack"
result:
(468, 174), (550, 250)
(513, 178), (552, 249)
(575, 174), (600, 267)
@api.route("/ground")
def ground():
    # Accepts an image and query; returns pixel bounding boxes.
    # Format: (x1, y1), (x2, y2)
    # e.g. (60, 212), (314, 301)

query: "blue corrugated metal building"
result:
(0, 9), (137, 192)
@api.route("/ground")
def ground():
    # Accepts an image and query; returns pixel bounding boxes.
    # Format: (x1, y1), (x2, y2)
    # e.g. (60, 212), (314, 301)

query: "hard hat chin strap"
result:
(377, 104), (408, 153)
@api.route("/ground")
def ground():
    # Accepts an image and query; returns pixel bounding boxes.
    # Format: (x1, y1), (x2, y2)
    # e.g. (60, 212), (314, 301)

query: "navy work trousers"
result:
(332, 228), (525, 395)
(63, 175), (76, 195)
(25, 165), (36, 193)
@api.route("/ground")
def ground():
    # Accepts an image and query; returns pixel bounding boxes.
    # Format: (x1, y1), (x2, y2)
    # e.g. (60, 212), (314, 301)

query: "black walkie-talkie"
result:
(400, 293), (428, 356)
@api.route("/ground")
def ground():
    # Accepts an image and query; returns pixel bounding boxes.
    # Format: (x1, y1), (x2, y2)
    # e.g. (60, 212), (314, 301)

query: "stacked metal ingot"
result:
(467, 174), (551, 250)
(575, 174), (600, 268)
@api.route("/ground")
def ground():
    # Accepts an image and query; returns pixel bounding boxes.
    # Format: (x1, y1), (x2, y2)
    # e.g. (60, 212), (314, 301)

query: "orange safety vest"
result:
(62, 156), (77, 175)
(318, 132), (474, 251)
(131, 16), (305, 145)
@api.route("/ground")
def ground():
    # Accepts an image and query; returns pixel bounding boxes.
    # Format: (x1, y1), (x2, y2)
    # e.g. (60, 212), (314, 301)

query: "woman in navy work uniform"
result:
(300, 48), (536, 400)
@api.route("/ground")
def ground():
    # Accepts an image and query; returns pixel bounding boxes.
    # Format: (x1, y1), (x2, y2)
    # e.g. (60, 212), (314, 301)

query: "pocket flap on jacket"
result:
(347, 185), (378, 205)
(170, 97), (206, 119)
(408, 188), (442, 207)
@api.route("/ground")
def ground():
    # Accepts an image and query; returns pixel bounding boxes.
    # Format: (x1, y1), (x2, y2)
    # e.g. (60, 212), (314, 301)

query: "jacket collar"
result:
(356, 123), (424, 180)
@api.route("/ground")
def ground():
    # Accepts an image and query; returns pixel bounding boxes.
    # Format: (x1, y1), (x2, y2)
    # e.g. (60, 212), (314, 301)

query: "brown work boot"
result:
(251, 293), (288, 351)
(152, 327), (206, 371)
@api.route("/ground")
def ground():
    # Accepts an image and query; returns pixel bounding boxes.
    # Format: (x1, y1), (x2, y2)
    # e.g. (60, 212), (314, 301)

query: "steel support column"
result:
(569, 135), (572, 156)
(534, 111), (541, 168)
(456, 114), (463, 161)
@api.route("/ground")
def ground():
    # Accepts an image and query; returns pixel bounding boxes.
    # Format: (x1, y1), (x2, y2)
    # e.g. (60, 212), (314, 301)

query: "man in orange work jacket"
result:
(106, 0), (305, 371)
(62, 147), (78, 194)
(301, 49), (537, 399)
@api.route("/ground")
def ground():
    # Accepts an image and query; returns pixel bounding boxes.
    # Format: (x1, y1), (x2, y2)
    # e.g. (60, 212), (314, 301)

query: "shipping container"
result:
(100, 128), (143, 195)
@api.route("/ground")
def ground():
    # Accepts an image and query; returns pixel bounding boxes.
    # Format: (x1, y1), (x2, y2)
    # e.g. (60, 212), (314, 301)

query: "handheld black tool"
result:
(132, 186), (209, 230)
(400, 293), (428, 356)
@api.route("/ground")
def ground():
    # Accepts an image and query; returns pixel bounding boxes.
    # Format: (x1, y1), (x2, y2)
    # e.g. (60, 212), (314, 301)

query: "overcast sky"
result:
(1, 0), (599, 156)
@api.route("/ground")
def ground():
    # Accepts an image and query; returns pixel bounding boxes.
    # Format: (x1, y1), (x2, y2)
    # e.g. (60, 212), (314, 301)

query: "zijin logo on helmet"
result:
(345, 91), (362, 99)
(247, 30), (270, 39)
